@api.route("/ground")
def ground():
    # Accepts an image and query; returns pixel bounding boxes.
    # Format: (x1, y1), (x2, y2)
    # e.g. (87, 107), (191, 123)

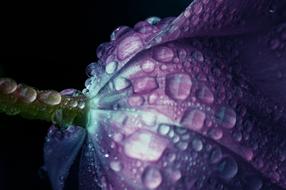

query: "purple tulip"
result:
(28, 0), (286, 189)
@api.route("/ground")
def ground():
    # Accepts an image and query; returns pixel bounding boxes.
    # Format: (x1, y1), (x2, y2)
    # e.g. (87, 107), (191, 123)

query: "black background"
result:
(0, 0), (190, 189)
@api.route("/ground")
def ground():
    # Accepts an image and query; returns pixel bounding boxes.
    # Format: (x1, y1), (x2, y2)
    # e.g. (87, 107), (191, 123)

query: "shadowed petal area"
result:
(44, 125), (86, 190)
(148, 0), (286, 45)
(233, 22), (286, 106)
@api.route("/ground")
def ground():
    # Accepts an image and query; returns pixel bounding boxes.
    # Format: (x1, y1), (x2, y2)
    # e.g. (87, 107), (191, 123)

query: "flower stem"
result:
(0, 78), (86, 128)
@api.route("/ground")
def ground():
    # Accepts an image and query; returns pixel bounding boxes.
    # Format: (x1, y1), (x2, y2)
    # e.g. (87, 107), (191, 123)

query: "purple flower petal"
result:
(44, 0), (286, 189)
(44, 125), (86, 190)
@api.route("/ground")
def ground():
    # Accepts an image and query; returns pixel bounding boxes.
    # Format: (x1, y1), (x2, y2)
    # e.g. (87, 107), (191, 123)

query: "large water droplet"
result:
(193, 2), (203, 15)
(153, 46), (174, 63)
(170, 169), (182, 182)
(181, 109), (206, 131)
(110, 161), (123, 172)
(110, 26), (131, 41)
(217, 157), (238, 180)
(105, 61), (118, 74)
(38, 90), (62, 106)
(177, 141), (189, 151)
(17, 84), (37, 103)
(215, 106), (237, 129)
(142, 167), (162, 189)
(158, 124), (171, 136)
(208, 128), (223, 140)
(210, 147), (222, 164)
(141, 59), (156, 73)
(192, 138), (203, 151)
(128, 96), (144, 107)
(165, 73), (192, 101)
(134, 21), (154, 34)
(86, 62), (104, 77)
(146, 17), (161, 25)
(117, 35), (143, 60)
(113, 77), (130, 91)
(124, 130), (168, 161)
(133, 76), (158, 94)
(196, 86), (214, 104)
(148, 92), (159, 105)
(0, 78), (17, 94)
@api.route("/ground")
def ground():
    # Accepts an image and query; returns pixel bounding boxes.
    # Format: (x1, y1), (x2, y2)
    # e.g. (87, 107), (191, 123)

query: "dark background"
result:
(0, 0), (190, 189)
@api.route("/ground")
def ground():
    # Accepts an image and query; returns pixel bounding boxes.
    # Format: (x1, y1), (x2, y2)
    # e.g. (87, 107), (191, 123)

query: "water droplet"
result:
(60, 88), (81, 97)
(167, 152), (176, 163)
(171, 170), (182, 182)
(160, 64), (168, 71)
(128, 96), (144, 107)
(153, 46), (174, 63)
(86, 62), (104, 77)
(38, 90), (62, 106)
(134, 21), (154, 34)
(196, 86), (214, 104)
(146, 17), (161, 25)
(165, 73), (192, 101)
(181, 109), (206, 131)
(192, 138), (203, 151)
(158, 124), (171, 136)
(148, 92), (159, 105)
(217, 157), (238, 180)
(117, 35), (143, 60)
(208, 128), (223, 140)
(110, 161), (122, 172)
(175, 127), (188, 135)
(193, 2), (203, 15)
(113, 77), (130, 91)
(141, 59), (156, 73)
(210, 147), (222, 164)
(132, 76), (158, 94)
(177, 141), (189, 151)
(0, 78), (17, 94)
(110, 26), (131, 41)
(215, 106), (236, 129)
(172, 135), (180, 143)
(232, 131), (242, 142)
(59, 175), (65, 184)
(105, 61), (118, 74)
(142, 167), (162, 189)
(78, 101), (85, 109)
(17, 84), (37, 103)
(96, 42), (111, 59)
(184, 9), (191, 17)
(123, 130), (168, 161)
(192, 50), (204, 62)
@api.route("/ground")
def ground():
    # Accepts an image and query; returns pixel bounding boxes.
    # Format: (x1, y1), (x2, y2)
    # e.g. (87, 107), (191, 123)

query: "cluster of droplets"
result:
(65, 0), (286, 189)
(78, 30), (286, 189)
(0, 78), (62, 106)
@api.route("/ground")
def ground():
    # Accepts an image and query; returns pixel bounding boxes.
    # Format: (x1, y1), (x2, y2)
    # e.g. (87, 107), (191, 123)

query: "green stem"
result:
(0, 78), (87, 128)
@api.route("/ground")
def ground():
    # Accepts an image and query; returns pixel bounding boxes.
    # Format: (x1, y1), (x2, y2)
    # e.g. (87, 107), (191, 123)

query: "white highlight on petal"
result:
(124, 130), (168, 161)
